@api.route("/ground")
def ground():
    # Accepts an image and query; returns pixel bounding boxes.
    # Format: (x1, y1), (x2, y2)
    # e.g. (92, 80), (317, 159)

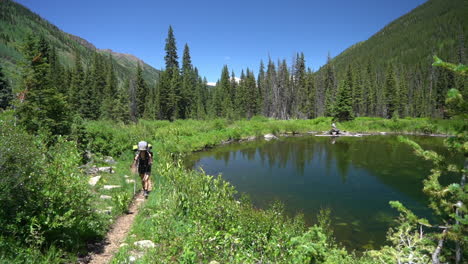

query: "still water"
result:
(185, 135), (459, 250)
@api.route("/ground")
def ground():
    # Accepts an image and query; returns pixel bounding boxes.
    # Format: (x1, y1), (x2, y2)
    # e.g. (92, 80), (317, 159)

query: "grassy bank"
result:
(79, 117), (461, 263)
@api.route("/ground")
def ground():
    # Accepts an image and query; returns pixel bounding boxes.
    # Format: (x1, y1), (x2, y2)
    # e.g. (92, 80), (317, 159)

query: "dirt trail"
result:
(80, 193), (146, 264)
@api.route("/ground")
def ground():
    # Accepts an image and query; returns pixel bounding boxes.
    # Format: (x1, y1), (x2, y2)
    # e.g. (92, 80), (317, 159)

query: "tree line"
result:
(0, 25), (466, 134)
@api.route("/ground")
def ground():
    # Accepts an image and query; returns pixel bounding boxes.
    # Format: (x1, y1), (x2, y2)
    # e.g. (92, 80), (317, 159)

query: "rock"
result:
(134, 240), (155, 249)
(124, 175), (130, 178)
(103, 156), (116, 165)
(120, 243), (128, 247)
(102, 185), (121, 190)
(126, 179), (135, 184)
(246, 136), (256, 141)
(128, 256), (137, 263)
(98, 166), (115, 173)
(100, 195), (112, 200)
(84, 166), (99, 175)
(221, 139), (233, 145)
(209, 261), (220, 264)
(88, 175), (101, 186)
(264, 133), (278, 140)
(379, 132), (387, 135)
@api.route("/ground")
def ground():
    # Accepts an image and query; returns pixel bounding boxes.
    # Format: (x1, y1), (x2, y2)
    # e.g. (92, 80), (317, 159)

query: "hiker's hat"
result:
(138, 141), (148, 151)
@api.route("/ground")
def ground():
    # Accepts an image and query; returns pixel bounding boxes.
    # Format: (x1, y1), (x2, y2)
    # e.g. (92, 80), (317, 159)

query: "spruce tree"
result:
(294, 53), (307, 118)
(101, 55), (117, 120)
(69, 51), (85, 111)
(165, 26), (179, 72)
(17, 34), (72, 136)
(333, 79), (354, 121)
(114, 85), (131, 123)
(257, 60), (266, 115)
(180, 44), (195, 118)
(135, 63), (147, 118)
(385, 63), (399, 118)
(246, 69), (258, 118)
(0, 64), (12, 110)
(219, 66), (233, 118)
(305, 69), (316, 118)
(324, 54), (336, 116)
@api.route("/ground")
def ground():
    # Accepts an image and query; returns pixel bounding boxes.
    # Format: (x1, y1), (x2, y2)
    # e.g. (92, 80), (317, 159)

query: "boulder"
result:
(100, 195), (112, 200)
(134, 240), (156, 249)
(103, 156), (116, 165)
(102, 185), (121, 190)
(264, 133), (278, 140)
(88, 175), (101, 186)
(98, 167), (115, 173)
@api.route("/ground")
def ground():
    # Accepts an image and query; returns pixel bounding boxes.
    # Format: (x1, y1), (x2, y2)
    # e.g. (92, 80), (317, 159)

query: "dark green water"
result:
(185, 135), (460, 250)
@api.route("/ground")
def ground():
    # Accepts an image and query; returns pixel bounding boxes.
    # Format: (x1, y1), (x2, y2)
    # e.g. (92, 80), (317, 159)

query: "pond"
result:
(185, 135), (461, 250)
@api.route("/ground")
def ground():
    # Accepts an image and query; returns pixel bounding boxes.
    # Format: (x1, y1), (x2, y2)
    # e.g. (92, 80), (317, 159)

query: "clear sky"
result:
(16, 0), (426, 84)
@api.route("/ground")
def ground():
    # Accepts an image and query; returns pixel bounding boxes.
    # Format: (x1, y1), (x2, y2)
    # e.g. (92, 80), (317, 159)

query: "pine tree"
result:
(305, 69), (316, 118)
(180, 44), (195, 118)
(165, 26), (179, 72)
(135, 63), (148, 118)
(69, 51), (85, 111)
(294, 53), (307, 118)
(257, 60), (266, 115)
(0, 64), (12, 110)
(324, 54), (336, 116)
(144, 84), (157, 120)
(333, 79), (354, 121)
(219, 65), (233, 118)
(101, 55), (117, 120)
(385, 63), (399, 118)
(17, 34), (72, 136)
(245, 69), (258, 118)
(114, 84), (131, 123)
(168, 67), (180, 120)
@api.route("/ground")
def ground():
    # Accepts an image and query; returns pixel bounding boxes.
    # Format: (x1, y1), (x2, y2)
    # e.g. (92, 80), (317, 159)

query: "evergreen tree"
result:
(113, 84), (131, 123)
(219, 66), (233, 118)
(180, 44), (195, 118)
(245, 69), (258, 118)
(257, 60), (266, 115)
(294, 53), (307, 118)
(385, 63), (400, 118)
(0, 64), (12, 110)
(69, 51), (85, 111)
(305, 69), (316, 118)
(144, 84), (157, 120)
(17, 34), (72, 136)
(164, 26), (179, 72)
(135, 63), (148, 118)
(101, 55), (117, 120)
(333, 79), (354, 121)
(324, 54), (336, 116)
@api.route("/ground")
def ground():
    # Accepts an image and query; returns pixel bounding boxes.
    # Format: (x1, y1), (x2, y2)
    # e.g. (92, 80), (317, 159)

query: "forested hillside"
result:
(0, 0), (160, 90)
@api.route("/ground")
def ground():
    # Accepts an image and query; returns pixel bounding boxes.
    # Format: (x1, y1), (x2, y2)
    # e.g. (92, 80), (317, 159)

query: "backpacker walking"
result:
(131, 141), (153, 198)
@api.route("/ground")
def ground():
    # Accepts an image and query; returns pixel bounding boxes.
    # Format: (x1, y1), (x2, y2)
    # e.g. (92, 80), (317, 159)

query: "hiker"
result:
(131, 141), (153, 198)
(330, 122), (340, 135)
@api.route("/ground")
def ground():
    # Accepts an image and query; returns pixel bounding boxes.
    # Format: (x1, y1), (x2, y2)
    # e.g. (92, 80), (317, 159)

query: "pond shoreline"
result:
(193, 130), (451, 153)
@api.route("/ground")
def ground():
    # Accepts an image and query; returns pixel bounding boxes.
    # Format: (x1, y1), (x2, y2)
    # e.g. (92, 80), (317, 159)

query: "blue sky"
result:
(16, 0), (426, 83)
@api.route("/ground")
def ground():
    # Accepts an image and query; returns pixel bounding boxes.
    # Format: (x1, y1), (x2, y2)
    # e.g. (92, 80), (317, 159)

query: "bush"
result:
(0, 117), (103, 258)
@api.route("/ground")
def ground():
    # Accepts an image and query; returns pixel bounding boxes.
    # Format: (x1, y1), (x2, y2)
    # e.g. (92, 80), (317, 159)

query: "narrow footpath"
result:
(81, 193), (146, 264)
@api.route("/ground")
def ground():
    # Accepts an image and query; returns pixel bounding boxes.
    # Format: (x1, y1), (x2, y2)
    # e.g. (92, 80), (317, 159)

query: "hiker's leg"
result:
(140, 173), (146, 191)
(143, 173), (150, 191)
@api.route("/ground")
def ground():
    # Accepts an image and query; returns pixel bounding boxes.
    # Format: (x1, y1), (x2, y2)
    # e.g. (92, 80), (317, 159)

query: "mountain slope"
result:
(0, 0), (160, 90)
(325, 0), (467, 75)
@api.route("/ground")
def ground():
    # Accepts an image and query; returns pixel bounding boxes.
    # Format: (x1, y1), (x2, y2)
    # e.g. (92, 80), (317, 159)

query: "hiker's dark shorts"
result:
(138, 165), (151, 174)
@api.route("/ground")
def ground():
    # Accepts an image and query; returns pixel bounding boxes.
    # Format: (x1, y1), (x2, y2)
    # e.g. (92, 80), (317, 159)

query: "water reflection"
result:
(186, 135), (459, 250)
